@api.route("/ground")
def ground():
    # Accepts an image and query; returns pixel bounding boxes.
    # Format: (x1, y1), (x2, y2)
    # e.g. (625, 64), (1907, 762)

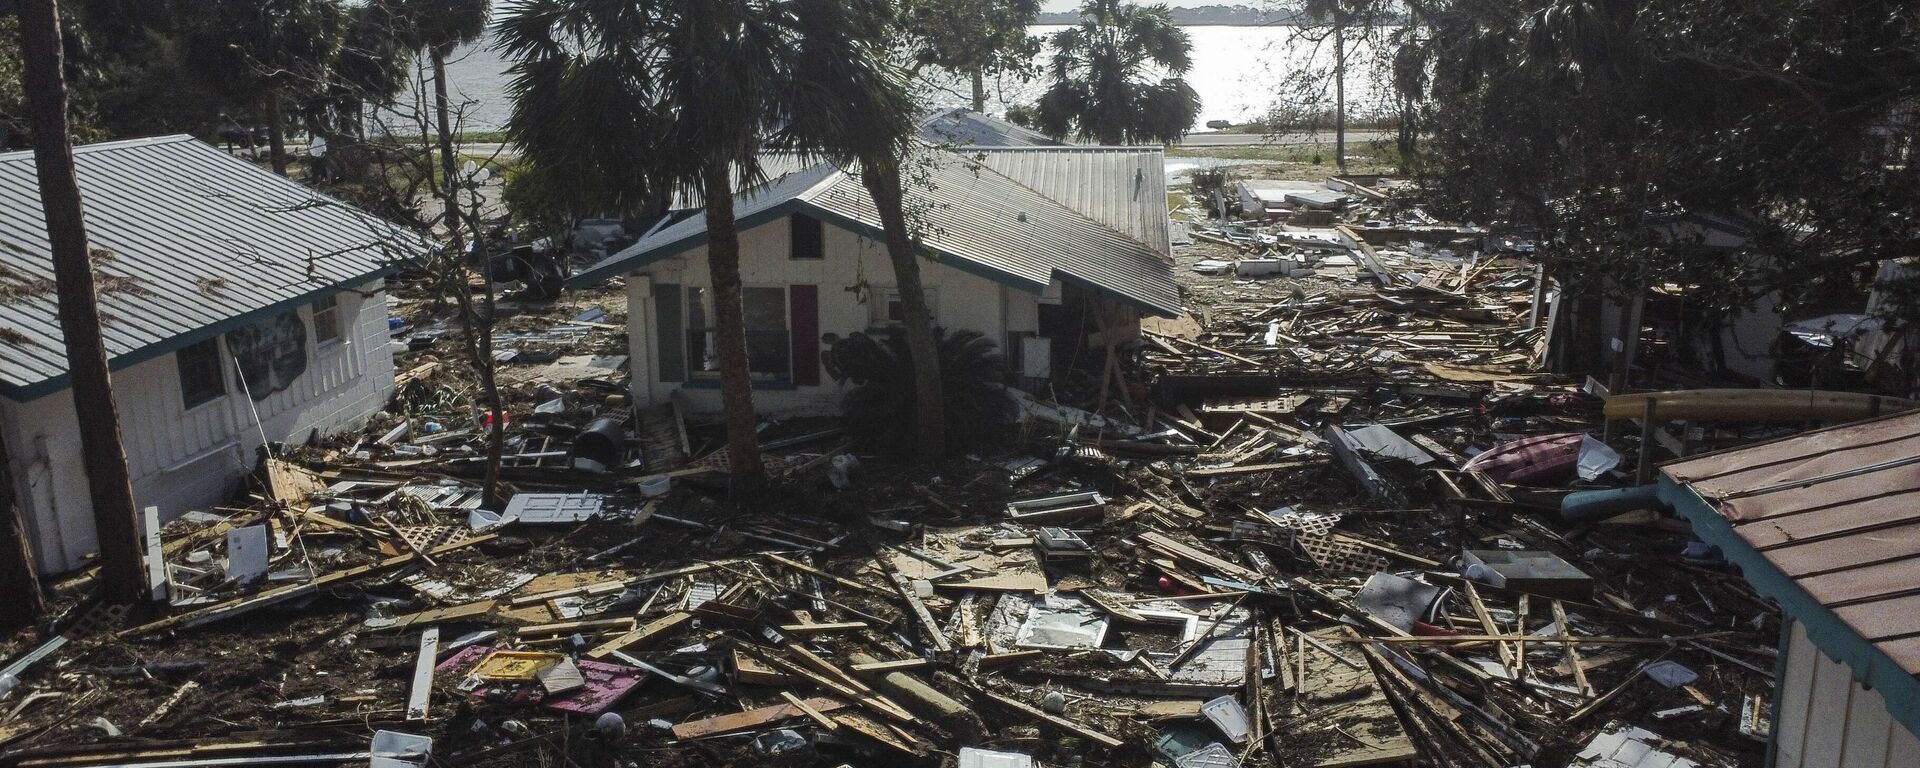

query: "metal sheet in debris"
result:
(958, 747), (1036, 768)
(1014, 594), (1110, 650)
(1346, 425), (1435, 466)
(503, 493), (604, 524)
(1355, 573), (1442, 632)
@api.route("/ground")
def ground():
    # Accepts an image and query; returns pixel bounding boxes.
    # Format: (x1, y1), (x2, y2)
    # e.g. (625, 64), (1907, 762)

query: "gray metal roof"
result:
(0, 135), (430, 399)
(919, 109), (1062, 148)
(966, 147), (1171, 256)
(573, 147), (1181, 317)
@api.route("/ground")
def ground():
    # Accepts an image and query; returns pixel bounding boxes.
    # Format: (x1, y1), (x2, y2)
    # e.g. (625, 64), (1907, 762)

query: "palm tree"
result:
(1034, 0), (1201, 145)
(782, 0), (947, 461)
(902, 0), (1042, 113)
(19, 0), (146, 605)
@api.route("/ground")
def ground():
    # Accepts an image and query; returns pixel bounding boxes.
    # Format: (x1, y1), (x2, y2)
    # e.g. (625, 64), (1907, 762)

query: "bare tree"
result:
(19, 0), (147, 604)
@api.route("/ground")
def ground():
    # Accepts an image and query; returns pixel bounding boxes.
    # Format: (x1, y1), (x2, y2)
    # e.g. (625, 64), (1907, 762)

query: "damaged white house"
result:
(0, 136), (426, 573)
(571, 142), (1183, 416)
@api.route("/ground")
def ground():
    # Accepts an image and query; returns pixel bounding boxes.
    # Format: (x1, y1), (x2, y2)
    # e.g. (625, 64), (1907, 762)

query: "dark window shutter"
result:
(655, 283), (684, 382)
(790, 284), (820, 385)
(790, 214), (824, 260)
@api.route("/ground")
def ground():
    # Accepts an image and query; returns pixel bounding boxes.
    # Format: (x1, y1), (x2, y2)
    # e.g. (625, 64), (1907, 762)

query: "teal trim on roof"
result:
(1658, 474), (1920, 743)
(0, 266), (394, 402)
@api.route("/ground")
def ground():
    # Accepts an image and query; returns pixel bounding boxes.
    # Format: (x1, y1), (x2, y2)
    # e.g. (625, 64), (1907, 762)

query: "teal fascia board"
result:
(0, 265), (395, 403)
(1657, 474), (1920, 743)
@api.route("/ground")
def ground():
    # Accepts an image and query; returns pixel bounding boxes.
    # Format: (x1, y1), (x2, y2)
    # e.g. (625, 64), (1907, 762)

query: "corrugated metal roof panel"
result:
(1663, 411), (1920, 672)
(577, 146), (1181, 317)
(0, 135), (429, 398)
(968, 147), (1171, 256)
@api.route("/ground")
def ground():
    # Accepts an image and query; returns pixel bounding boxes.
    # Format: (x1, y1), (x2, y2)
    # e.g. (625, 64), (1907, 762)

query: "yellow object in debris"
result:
(472, 650), (566, 681)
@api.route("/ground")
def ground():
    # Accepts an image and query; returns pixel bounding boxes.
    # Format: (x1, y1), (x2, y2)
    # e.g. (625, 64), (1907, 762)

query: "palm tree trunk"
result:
(971, 68), (987, 114)
(264, 89), (288, 176)
(20, 0), (146, 604)
(702, 159), (766, 494)
(432, 47), (505, 507)
(0, 427), (44, 628)
(862, 161), (946, 462)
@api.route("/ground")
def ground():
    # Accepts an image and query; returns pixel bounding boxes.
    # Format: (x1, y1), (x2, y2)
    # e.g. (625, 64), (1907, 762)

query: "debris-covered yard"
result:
(0, 176), (1803, 768)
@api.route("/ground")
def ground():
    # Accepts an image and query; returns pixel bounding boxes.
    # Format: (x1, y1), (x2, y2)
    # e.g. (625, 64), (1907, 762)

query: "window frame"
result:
(789, 214), (824, 260)
(176, 337), (228, 410)
(869, 287), (939, 329)
(685, 285), (793, 383)
(311, 294), (343, 345)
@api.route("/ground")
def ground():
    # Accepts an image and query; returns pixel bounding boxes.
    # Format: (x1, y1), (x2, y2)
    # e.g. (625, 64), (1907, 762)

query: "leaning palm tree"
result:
(1034, 0), (1201, 145)
(503, 0), (925, 491)
(781, 0), (948, 462)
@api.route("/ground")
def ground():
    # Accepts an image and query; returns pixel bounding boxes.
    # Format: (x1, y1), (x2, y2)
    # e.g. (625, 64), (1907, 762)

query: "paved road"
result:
(1179, 129), (1394, 146)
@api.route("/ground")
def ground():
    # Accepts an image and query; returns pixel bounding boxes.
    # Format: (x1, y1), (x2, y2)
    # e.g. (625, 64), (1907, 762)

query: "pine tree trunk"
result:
(431, 47), (504, 507)
(702, 159), (766, 495)
(971, 68), (987, 114)
(264, 89), (288, 176)
(1334, 15), (1347, 175)
(20, 0), (146, 604)
(0, 427), (44, 628)
(862, 162), (946, 462)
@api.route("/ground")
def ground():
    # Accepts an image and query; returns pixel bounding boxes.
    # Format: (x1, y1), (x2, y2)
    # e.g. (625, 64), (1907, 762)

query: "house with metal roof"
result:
(0, 135), (427, 573)
(1659, 411), (1920, 767)
(570, 142), (1179, 416)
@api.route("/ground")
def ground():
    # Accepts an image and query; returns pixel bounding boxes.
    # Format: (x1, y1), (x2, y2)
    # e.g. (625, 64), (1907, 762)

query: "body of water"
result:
(428, 24), (1391, 133)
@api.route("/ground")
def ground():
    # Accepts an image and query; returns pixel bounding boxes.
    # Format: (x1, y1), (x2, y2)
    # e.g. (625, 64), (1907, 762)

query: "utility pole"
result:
(20, 0), (149, 604)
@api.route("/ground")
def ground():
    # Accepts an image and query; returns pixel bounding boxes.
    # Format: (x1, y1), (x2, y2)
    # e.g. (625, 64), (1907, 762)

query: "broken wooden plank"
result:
(781, 691), (841, 731)
(1138, 531), (1264, 582)
(670, 697), (850, 740)
(406, 627), (439, 721)
(960, 682), (1125, 749)
(850, 658), (931, 674)
(585, 612), (692, 659)
(778, 621), (868, 635)
(121, 535), (496, 637)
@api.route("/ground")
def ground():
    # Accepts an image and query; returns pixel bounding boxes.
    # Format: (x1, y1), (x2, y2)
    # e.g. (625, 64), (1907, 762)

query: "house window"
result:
(870, 288), (937, 329)
(312, 294), (342, 344)
(790, 214), (824, 260)
(687, 286), (791, 381)
(177, 338), (226, 408)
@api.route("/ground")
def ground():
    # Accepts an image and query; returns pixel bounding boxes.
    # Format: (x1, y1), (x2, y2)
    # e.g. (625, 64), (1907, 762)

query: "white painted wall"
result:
(1772, 620), (1920, 768)
(625, 215), (1042, 416)
(1, 278), (395, 574)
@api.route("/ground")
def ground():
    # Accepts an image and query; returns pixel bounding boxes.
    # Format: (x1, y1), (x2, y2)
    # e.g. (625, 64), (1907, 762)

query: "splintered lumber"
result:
(778, 621), (868, 635)
(961, 682), (1125, 749)
(671, 697), (850, 740)
(1183, 458), (1326, 477)
(851, 658), (931, 674)
(1462, 582), (1516, 670)
(585, 611), (692, 659)
(749, 648), (917, 724)
(1553, 600), (1593, 695)
(509, 562), (724, 606)
(121, 534), (496, 637)
(765, 553), (891, 597)
(886, 571), (953, 652)
(781, 692), (841, 731)
(1138, 532), (1264, 583)
(406, 627), (440, 721)
(1284, 627), (1417, 767)
(372, 599), (497, 633)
